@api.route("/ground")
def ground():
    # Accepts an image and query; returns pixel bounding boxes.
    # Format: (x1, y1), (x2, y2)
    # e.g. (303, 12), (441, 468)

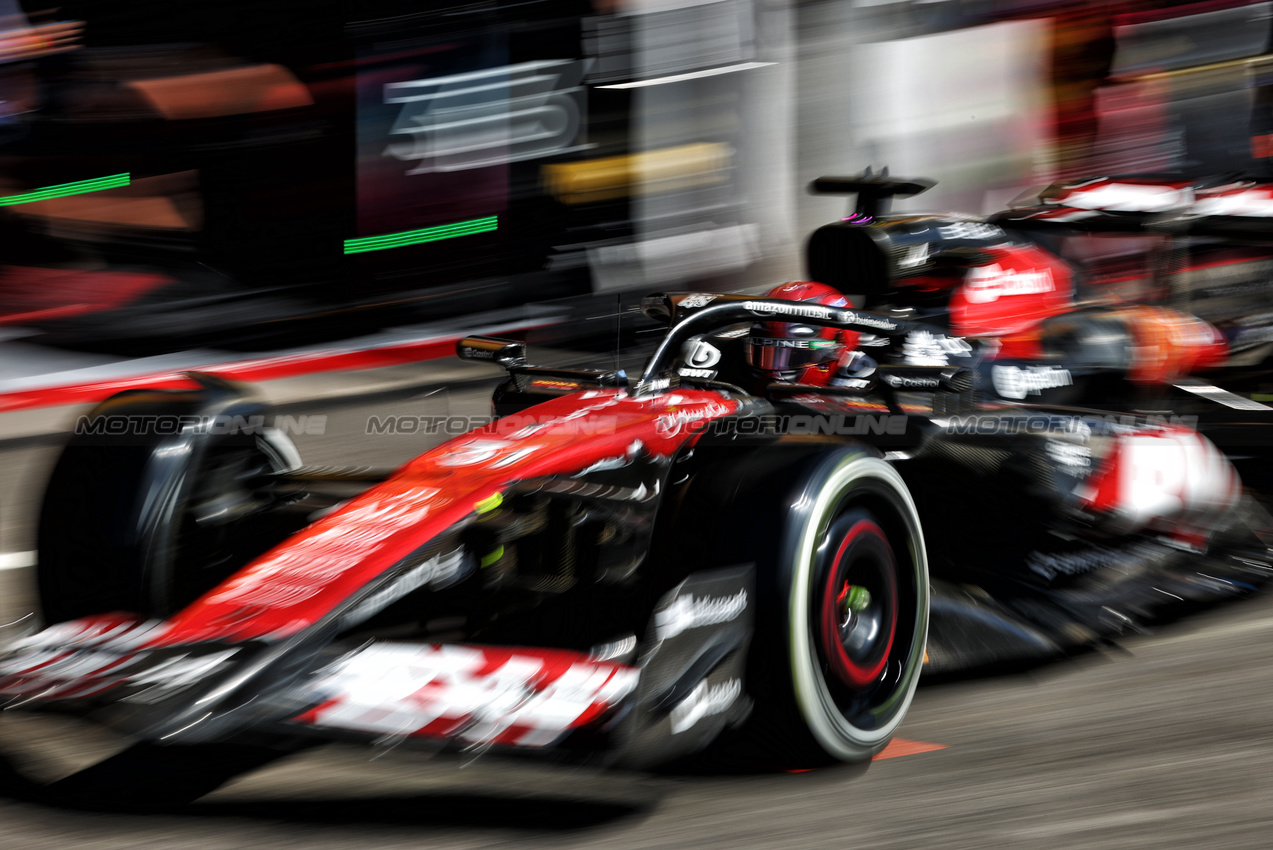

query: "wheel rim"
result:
(817, 517), (898, 689)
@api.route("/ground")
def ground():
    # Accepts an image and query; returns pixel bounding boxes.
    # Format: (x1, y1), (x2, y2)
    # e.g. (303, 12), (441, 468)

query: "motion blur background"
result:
(0, 0), (1270, 349)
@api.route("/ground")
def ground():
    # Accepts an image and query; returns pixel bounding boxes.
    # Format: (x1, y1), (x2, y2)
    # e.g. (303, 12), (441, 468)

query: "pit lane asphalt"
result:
(2, 373), (1273, 848)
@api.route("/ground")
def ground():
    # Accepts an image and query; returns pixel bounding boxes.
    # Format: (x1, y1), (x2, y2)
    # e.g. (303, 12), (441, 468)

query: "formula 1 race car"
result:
(1, 292), (1269, 804)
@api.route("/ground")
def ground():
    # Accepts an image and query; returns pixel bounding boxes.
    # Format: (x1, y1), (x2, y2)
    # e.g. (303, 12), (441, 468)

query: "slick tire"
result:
(663, 445), (928, 765)
(37, 384), (302, 624)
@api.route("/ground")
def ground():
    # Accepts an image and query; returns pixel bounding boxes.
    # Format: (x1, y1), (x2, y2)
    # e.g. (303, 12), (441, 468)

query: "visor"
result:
(745, 336), (840, 372)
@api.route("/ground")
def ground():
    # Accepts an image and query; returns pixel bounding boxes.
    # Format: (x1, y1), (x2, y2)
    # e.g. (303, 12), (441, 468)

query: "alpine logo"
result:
(992, 365), (1073, 399)
(752, 338), (831, 349)
(964, 263), (1054, 303)
(655, 588), (748, 639)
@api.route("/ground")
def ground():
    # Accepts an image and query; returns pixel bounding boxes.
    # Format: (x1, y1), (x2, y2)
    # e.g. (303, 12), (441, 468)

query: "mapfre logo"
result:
(964, 263), (1054, 303)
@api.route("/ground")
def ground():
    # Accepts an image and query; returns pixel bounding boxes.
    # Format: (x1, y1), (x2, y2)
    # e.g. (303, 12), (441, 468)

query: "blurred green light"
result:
(344, 216), (498, 254)
(0, 173), (131, 206)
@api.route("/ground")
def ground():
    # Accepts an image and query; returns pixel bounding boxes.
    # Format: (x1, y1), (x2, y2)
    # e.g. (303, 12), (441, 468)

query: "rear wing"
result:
(809, 168), (935, 217)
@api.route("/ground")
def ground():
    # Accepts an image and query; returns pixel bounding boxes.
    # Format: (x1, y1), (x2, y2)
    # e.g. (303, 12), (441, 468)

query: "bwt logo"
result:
(74, 414), (326, 437)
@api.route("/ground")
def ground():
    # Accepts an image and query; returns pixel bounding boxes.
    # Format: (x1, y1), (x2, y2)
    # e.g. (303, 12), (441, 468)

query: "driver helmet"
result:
(745, 281), (862, 385)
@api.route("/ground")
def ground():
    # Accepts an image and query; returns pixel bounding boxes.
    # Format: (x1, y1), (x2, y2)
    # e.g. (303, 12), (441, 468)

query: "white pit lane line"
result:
(0, 552), (36, 570)
(1172, 379), (1273, 411)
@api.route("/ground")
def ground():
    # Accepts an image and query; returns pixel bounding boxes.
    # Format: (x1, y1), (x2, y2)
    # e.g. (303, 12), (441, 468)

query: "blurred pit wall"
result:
(524, 0), (1057, 295)
(614, 0), (1056, 289)
(795, 1), (1053, 243)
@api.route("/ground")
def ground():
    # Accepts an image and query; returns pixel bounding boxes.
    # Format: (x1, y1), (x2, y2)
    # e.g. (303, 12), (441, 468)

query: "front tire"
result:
(37, 384), (303, 624)
(659, 446), (928, 765)
(778, 454), (927, 762)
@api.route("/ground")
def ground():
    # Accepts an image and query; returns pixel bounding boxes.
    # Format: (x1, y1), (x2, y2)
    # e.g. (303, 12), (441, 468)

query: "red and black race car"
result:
(2, 291), (1269, 803)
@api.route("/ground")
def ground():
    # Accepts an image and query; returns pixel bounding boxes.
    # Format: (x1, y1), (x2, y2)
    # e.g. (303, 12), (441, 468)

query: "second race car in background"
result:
(804, 170), (1273, 492)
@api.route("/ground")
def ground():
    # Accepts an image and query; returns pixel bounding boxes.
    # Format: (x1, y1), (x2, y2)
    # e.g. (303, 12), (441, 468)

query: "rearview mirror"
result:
(457, 336), (527, 368)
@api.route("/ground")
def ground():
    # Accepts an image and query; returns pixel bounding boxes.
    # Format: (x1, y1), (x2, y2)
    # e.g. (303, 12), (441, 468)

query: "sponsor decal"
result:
(964, 264), (1054, 304)
(1026, 547), (1120, 581)
(991, 365), (1072, 399)
(936, 221), (1005, 241)
(881, 374), (941, 389)
(752, 337), (838, 350)
(682, 337), (722, 369)
(641, 376), (673, 393)
(1093, 430), (1238, 523)
(653, 401), (734, 438)
(744, 300), (836, 321)
(436, 439), (544, 468)
(902, 330), (973, 366)
(300, 643), (638, 748)
(202, 487), (446, 609)
(122, 650), (240, 703)
(655, 588), (748, 639)
(742, 301), (898, 332)
(342, 549), (471, 627)
(839, 311), (900, 332)
(0, 622), (239, 704)
(530, 379), (583, 390)
(670, 678), (742, 734)
(1191, 188), (1273, 217)
(1058, 182), (1191, 213)
(898, 243), (930, 269)
(1046, 440), (1091, 474)
(679, 293), (718, 308)
(677, 367), (718, 379)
